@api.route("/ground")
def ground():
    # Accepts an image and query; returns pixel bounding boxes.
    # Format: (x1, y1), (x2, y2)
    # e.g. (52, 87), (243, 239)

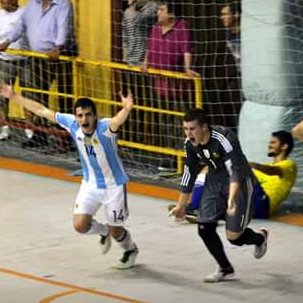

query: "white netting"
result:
(2, 0), (302, 194)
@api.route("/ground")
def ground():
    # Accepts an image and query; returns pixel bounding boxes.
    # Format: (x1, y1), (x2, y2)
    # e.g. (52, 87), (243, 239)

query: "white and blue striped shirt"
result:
(56, 113), (128, 189)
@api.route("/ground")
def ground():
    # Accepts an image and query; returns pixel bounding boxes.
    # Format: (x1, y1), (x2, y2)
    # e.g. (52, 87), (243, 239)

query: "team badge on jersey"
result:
(212, 152), (220, 158)
(84, 136), (92, 146)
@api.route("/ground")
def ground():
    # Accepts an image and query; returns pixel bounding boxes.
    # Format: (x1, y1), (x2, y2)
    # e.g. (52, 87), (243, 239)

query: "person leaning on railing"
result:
(0, 0), (28, 141)
(141, 1), (199, 170)
(0, 0), (78, 148)
(121, 0), (157, 143)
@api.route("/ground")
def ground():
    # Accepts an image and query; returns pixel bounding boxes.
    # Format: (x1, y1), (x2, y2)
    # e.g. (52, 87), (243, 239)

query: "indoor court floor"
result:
(1, 168), (303, 303)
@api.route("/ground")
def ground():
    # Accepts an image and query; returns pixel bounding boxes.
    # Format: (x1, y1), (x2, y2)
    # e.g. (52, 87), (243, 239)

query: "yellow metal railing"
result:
(5, 49), (203, 173)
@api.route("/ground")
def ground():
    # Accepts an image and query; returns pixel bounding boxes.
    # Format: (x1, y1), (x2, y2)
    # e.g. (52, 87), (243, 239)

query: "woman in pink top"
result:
(142, 1), (199, 150)
(143, 1), (198, 99)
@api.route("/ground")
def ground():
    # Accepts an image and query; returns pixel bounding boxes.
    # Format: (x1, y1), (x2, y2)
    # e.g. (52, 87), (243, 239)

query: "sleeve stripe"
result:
(212, 131), (233, 153)
(181, 165), (191, 187)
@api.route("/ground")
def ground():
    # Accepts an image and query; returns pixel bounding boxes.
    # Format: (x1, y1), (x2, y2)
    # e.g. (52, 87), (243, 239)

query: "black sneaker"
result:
(117, 245), (139, 269)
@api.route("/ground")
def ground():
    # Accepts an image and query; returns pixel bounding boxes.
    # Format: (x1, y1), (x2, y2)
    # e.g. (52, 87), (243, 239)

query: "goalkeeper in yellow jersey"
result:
(249, 130), (297, 218)
(172, 130), (297, 221)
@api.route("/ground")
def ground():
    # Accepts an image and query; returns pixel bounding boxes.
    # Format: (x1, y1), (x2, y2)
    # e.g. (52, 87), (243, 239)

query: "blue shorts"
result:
(189, 183), (204, 209)
(252, 182), (270, 219)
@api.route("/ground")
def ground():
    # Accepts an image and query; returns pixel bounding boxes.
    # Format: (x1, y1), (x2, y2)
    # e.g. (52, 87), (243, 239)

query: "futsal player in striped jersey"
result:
(170, 108), (268, 282)
(0, 83), (138, 269)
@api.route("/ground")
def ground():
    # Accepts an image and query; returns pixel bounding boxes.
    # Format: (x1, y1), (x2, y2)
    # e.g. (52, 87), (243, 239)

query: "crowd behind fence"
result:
(3, 49), (202, 173)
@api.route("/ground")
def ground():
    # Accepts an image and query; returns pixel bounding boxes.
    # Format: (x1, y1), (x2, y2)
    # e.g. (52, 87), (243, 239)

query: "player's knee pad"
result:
(197, 222), (218, 241)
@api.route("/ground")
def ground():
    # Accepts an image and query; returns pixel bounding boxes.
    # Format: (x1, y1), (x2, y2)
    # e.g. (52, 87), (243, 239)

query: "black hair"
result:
(157, 0), (182, 18)
(74, 97), (97, 115)
(184, 108), (209, 126)
(272, 130), (294, 156)
(221, 2), (241, 15)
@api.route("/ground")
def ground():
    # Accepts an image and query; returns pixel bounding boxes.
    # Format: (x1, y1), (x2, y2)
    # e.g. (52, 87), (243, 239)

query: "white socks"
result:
(87, 222), (136, 252)
(116, 229), (136, 251)
(87, 219), (109, 236)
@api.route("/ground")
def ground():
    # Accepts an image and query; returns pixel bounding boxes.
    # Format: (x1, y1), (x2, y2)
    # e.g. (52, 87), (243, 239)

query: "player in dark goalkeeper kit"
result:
(170, 108), (268, 283)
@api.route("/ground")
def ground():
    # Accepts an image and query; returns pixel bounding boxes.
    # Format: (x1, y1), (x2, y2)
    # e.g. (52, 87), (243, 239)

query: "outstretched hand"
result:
(119, 91), (134, 112)
(169, 204), (186, 220)
(0, 83), (14, 99)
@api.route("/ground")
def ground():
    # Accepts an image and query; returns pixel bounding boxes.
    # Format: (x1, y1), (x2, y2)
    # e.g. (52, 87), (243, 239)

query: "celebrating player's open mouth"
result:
(75, 107), (97, 135)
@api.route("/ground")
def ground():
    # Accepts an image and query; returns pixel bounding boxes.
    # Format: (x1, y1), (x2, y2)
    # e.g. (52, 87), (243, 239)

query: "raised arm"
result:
(0, 83), (56, 123)
(249, 162), (283, 177)
(109, 91), (133, 132)
(292, 120), (303, 142)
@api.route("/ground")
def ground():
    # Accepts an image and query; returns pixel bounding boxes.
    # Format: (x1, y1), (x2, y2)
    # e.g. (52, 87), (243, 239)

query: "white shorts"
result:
(74, 182), (129, 226)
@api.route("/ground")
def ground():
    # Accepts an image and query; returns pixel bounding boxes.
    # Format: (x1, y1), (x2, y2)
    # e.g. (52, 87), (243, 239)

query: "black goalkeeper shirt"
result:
(180, 125), (253, 193)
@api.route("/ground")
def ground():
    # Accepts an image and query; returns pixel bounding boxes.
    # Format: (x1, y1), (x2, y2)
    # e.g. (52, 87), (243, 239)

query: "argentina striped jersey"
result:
(56, 113), (128, 189)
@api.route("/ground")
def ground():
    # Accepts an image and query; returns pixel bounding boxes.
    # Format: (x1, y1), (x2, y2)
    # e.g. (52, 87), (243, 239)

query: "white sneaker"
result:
(203, 266), (235, 283)
(254, 228), (268, 259)
(24, 128), (35, 139)
(0, 125), (10, 141)
(99, 232), (111, 255)
(117, 245), (139, 269)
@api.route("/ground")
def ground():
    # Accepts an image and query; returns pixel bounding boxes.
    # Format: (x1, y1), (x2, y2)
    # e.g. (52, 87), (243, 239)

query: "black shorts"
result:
(198, 177), (254, 232)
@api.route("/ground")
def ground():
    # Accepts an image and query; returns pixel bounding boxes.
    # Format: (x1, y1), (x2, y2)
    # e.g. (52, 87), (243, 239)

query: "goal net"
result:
(1, 0), (302, 194)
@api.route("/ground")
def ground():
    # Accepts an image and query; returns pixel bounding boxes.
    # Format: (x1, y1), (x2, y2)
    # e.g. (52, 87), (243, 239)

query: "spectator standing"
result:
(204, 1), (243, 132)
(142, 1), (198, 164)
(0, 0), (78, 147)
(208, 2), (242, 131)
(121, 0), (157, 142)
(122, 0), (157, 67)
(143, 1), (198, 98)
(220, 3), (241, 74)
(0, 0), (28, 141)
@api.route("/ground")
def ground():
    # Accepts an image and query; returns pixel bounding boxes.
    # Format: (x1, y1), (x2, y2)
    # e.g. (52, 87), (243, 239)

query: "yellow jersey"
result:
(253, 159), (297, 215)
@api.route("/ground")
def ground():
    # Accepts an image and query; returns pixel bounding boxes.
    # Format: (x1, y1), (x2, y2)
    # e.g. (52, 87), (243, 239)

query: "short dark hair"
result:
(221, 2), (241, 15)
(272, 130), (294, 156)
(74, 97), (97, 115)
(157, 0), (181, 18)
(184, 108), (209, 126)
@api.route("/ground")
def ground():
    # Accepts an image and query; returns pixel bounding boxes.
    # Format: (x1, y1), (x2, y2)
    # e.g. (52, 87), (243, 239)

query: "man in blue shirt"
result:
(0, 0), (77, 147)
(0, 0), (28, 141)
(0, 82), (139, 269)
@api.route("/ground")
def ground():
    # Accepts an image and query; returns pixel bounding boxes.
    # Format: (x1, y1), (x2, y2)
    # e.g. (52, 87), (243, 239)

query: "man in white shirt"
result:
(0, 0), (27, 140)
